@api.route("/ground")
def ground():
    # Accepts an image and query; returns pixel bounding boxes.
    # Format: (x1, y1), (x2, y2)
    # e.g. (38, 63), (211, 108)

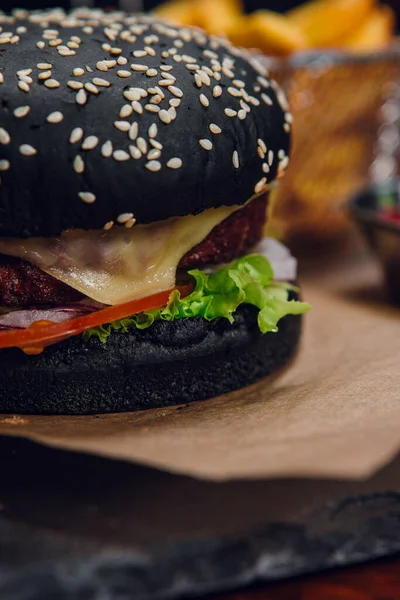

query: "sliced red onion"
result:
(0, 305), (96, 330)
(252, 238), (298, 281)
(204, 238), (298, 281)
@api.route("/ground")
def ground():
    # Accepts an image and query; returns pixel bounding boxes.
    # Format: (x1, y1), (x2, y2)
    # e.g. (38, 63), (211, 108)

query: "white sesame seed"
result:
(16, 26), (27, 34)
(268, 150), (274, 166)
(161, 72), (176, 81)
(79, 191), (96, 204)
(131, 63), (148, 72)
(38, 71), (52, 81)
(101, 140), (113, 158)
(103, 60), (117, 68)
(213, 85), (222, 98)
(199, 93), (209, 107)
(168, 85), (183, 98)
(0, 128), (10, 144)
(150, 139), (163, 150)
(13, 105), (30, 118)
(129, 145), (141, 159)
(146, 160), (161, 172)
(137, 137), (147, 154)
(125, 217), (136, 229)
(160, 65), (173, 72)
(83, 26), (93, 35)
(232, 151), (239, 169)
(257, 147), (265, 159)
(166, 157), (182, 169)
(73, 155), (85, 174)
(82, 136), (99, 151)
(261, 93), (272, 106)
(147, 149), (161, 160)
(113, 149), (130, 161)
(0, 160), (10, 171)
(110, 47), (122, 56)
(19, 144), (37, 156)
(262, 163), (269, 173)
(45, 79), (60, 89)
(96, 61), (108, 72)
(199, 139), (212, 151)
(85, 82), (99, 95)
(279, 156), (289, 171)
(18, 80), (30, 92)
(169, 98), (181, 108)
(283, 123), (290, 132)
(150, 94), (162, 105)
(73, 67), (85, 77)
(117, 70), (131, 78)
(19, 75), (33, 85)
(209, 123), (221, 134)
(257, 76), (269, 88)
(123, 89), (140, 102)
(159, 109), (171, 124)
(69, 128), (83, 144)
(228, 87), (241, 98)
(37, 41), (45, 49)
(254, 177), (267, 194)
(0, 73), (3, 84)
(17, 68), (32, 77)
(117, 212), (134, 224)
(238, 110), (246, 120)
(148, 123), (158, 138)
(161, 51), (169, 58)
(224, 108), (237, 117)
(233, 79), (245, 88)
(146, 68), (157, 77)
(158, 79), (174, 88)
(278, 149), (285, 159)
(131, 101), (143, 115)
(46, 111), (63, 124)
(258, 139), (267, 154)
(71, 36), (81, 44)
(128, 122), (138, 141)
(168, 106), (177, 120)
(119, 104), (132, 119)
(114, 120), (130, 132)
(104, 221), (114, 230)
(76, 89), (87, 105)
(200, 71), (212, 86)
(133, 49), (147, 58)
(117, 56), (128, 65)
(48, 39), (62, 47)
(174, 39), (183, 48)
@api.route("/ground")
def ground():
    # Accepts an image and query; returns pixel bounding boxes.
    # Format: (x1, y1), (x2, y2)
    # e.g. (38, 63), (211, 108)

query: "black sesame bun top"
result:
(0, 8), (291, 238)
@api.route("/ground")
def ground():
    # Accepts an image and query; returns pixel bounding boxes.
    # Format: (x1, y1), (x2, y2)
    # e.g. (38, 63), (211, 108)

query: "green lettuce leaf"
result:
(83, 254), (311, 343)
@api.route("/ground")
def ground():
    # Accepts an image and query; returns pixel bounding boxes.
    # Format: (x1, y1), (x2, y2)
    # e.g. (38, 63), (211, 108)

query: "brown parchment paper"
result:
(0, 236), (399, 482)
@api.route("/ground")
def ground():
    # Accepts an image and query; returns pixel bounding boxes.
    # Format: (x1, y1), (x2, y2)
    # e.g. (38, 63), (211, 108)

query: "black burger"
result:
(0, 8), (310, 414)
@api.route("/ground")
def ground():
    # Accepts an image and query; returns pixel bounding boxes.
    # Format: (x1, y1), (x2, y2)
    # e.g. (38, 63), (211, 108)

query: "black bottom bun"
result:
(0, 300), (302, 415)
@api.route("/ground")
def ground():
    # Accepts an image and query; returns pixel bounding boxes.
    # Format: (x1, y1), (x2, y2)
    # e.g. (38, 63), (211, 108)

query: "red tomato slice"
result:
(0, 285), (191, 354)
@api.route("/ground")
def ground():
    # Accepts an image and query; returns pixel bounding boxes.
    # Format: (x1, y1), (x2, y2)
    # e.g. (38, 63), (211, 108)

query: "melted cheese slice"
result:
(0, 206), (238, 305)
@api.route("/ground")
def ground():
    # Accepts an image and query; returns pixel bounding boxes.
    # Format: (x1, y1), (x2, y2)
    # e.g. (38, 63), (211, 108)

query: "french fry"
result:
(342, 5), (395, 50)
(193, 0), (242, 36)
(153, 0), (197, 26)
(229, 10), (308, 56)
(286, 0), (376, 47)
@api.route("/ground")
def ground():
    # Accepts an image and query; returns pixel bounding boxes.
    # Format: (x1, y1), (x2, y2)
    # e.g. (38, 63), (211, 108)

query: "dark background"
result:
(0, 0), (383, 15)
(2, 0), (400, 22)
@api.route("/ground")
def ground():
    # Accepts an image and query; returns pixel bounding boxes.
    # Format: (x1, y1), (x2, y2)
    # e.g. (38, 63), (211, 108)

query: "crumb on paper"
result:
(1, 415), (29, 425)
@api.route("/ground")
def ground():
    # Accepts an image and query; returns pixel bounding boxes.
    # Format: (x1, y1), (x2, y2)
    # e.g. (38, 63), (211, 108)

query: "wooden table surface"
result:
(213, 557), (400, 599)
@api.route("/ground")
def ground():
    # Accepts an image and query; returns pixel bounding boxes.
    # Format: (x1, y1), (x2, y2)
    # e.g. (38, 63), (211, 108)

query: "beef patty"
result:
(0, 196), (267, 308)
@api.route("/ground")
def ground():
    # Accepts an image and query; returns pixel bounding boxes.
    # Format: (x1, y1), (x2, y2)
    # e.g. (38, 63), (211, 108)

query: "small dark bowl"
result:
(349, 181), (400, 304)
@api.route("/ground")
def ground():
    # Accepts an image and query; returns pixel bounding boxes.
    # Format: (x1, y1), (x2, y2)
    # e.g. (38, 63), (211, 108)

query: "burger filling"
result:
(0, 197), (310, 353)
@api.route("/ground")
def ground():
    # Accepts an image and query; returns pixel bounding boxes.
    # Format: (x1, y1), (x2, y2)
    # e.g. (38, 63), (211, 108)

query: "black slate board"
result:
(1, 435), (400, 600)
